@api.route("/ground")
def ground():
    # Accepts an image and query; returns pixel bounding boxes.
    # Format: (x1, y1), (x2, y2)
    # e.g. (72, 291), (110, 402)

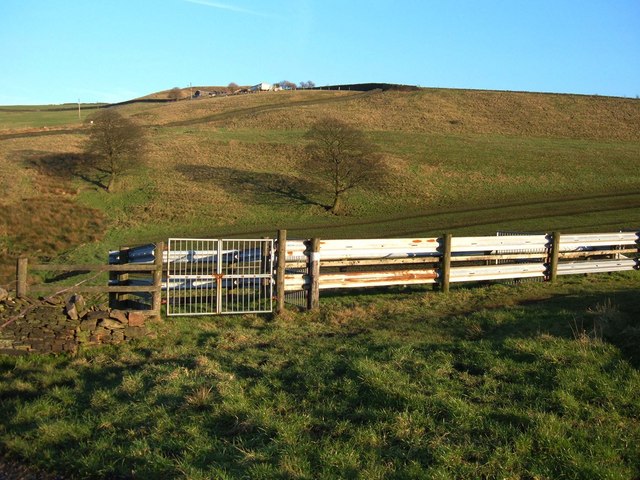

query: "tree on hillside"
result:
(280, 80), (297, 90)
(304, 117), (384, 214)
(299, 80), (315, 89)
(84, 109), (146, 193)
(227, 82), (239, 93)
(168, 87), (183, 101)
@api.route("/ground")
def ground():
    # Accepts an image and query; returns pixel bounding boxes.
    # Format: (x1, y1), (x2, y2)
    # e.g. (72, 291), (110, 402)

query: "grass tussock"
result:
(571, 297), (640, 363)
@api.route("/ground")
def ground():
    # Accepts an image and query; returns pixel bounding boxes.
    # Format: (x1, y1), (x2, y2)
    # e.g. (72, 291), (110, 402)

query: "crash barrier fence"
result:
(14, 231), (639, 316)
(276, 230), (639, 312)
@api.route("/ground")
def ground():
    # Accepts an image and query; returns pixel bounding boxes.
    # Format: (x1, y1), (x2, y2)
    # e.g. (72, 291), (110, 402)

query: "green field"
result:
(0, 104), (105, 129)
(1, 273), (639, 479)
(0, 87), (639, 478)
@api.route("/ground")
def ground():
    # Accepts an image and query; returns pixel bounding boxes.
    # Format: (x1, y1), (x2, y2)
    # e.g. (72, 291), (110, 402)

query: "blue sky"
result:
(1, 0), (639, 105)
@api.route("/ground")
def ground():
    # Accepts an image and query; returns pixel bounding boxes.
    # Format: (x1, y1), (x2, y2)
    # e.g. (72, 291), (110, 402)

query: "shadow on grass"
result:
(176, 164), (330, 209)
(474, 284), (640, 367)
(17, 150), (109, 191)
(1, 278), (638, 478)
(322, 279), (640, 368)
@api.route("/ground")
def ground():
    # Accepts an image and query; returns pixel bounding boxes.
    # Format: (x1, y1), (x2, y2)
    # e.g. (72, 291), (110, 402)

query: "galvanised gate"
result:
(166, 238), (274, 316)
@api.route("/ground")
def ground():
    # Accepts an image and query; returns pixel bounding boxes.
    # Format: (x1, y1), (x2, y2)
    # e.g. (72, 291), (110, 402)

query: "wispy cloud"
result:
(183, 0), (277, 18)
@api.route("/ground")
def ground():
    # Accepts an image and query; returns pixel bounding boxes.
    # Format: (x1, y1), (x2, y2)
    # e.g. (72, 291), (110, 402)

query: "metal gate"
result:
(166, 238), (273, 316)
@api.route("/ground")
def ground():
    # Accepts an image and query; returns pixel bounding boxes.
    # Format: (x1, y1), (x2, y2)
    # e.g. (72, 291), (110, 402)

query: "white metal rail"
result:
(283, 232), (638, 293)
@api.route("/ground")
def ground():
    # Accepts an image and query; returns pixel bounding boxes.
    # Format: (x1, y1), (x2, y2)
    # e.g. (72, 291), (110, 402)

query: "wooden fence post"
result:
(151, 241), (164, 317)
(440, 233), (452, 293)
(549, 232), (561, 282)
(276, 230), (287, 314)
(16, 256), (28, 299)
(307, 238), (321, 310)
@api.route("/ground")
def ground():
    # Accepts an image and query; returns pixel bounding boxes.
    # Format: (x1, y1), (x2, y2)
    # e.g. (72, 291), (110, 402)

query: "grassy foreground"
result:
(1, 272), (639, 479)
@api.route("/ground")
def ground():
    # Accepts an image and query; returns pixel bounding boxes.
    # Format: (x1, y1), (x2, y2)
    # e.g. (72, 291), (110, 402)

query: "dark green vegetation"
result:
(1, 273), (639, 479)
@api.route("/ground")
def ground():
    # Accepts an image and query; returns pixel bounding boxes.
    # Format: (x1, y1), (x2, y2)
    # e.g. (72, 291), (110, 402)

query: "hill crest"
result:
(121, 86), (640, 142)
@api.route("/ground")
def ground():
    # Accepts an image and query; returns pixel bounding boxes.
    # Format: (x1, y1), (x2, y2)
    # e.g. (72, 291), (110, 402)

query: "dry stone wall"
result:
(0, 288), (153, 355)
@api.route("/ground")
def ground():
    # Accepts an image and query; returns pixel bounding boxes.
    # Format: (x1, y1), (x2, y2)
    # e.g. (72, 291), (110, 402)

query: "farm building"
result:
(250, 82), (273, 92)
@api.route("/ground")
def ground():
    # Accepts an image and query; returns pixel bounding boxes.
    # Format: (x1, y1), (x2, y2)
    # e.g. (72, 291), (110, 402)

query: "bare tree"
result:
(227, 82), (239, 94)
(299, 80), (316, 89)
(305, 117), (384, 214)
(168, 87), (183, 101)
(84, 109), (146, 192)
(280, 80), (296, 90)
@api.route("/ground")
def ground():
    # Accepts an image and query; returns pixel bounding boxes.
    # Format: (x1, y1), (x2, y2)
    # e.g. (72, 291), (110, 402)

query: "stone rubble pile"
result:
(0, 288), (154, 355)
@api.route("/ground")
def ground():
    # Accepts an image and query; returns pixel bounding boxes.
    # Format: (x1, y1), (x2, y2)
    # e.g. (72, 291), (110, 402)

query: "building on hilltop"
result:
(249, 82), (275, 92)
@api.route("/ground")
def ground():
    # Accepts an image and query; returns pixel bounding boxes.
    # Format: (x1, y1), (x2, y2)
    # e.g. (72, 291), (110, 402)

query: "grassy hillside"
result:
(0, 88), (639, 282)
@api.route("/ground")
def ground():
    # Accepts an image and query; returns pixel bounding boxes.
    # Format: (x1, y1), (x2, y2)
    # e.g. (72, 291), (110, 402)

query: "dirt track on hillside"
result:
(162, 89), (379, 127)
(212, 190), (640, 238)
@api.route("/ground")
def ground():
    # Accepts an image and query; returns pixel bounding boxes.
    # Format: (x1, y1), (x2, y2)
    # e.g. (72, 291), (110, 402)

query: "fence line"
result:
(276, 231), (639, 311)
(13, 231), (639, 316)
(15, 242), (164, 317)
